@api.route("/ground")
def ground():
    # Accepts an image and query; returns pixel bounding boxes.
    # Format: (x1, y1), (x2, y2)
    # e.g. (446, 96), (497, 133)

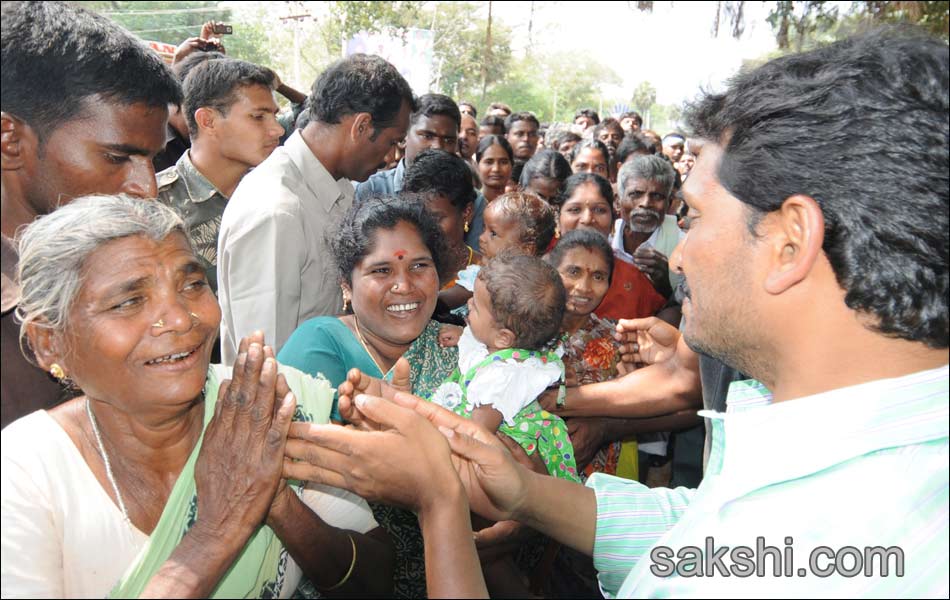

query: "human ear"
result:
(194, 107), (216, 134)
(462, 202), (475, 224)
(1, 111), (37, 171)
(762, 194), (825, 295)
(350, 113), (374, 142)
(493, 328), (516, 350)
(25, 321), (68, 374)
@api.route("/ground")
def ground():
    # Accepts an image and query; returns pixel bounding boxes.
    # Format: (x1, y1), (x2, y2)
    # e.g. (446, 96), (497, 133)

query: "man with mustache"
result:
(612, 154), (683, 298)
(505, 111), (541, 162)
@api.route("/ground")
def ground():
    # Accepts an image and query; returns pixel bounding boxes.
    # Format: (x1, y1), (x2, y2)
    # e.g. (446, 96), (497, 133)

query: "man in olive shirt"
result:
(157, 58), (283, 294)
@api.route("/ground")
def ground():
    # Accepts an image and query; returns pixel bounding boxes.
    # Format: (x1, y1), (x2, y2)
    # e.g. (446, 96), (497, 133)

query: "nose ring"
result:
(152, 319), (165, 328)
(190, 312), (200, 325)
(391, 283), (399, 292)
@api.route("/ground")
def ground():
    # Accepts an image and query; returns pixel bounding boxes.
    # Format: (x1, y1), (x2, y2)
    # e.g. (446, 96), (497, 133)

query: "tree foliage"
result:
(631, 81), (657, 114)
(424, 2), (512, 103)
(76, 1), (276, 65)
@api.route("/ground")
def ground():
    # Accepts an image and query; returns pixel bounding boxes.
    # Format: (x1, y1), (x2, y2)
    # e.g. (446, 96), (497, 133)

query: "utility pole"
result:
(481, 0), (492, 102)
(527, 0), (534, 56)
(279, 6), (311, 89)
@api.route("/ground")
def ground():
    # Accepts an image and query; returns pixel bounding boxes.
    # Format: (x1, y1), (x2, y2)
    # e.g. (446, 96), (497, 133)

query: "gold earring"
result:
(342, 297), (349, 312)
(555, 225), (561, 239)
(152, 318), (165, 328)
(50, 363), (65, 380)
(464, 221), (470, 233)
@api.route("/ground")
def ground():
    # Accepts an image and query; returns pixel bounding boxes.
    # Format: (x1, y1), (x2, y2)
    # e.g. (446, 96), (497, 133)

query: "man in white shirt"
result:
(217, 54), (415, 363)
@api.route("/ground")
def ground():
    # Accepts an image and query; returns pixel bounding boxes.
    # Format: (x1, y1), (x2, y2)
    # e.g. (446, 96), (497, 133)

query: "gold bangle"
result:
(323, 533), (357, 591)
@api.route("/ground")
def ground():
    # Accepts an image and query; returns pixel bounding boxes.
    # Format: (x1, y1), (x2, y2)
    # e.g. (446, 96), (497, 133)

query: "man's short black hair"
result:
(505, 111), (540, 132)
(402, 149), (476, 212)
(173, 50), (227, 83)
(478, 253), (566, 350)
(593, 118), (625, 140)
(183, 58), (276, 138)
(617, 132), (660, 164)
(553, 130), (582, 150)
(412, 94), (461, 129)
(574, 108), (600, 125)
(685, 27), (948, 349)
(620, 110), (644, 128)
(459, 100), (478, 119)
(1, 1), (182, 142)
(309, 53), (416, 137)
(480, 114), (507, 134)
(489, 102), (512, 116)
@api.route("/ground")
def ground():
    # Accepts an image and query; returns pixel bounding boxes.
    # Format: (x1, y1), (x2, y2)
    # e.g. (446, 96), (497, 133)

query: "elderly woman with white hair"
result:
(0, 195), (394, 598)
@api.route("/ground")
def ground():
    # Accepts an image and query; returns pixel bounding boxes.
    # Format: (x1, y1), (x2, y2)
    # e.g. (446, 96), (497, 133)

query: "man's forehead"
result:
(682, 141), (725, 205)
(65, 96), (167, 145)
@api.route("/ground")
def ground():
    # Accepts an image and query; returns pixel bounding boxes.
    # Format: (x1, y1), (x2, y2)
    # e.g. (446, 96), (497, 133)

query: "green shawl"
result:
(108, 363), (333, 599)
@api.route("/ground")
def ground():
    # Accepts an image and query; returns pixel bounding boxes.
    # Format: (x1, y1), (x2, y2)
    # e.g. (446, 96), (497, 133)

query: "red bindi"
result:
(394, 250), (407, 260)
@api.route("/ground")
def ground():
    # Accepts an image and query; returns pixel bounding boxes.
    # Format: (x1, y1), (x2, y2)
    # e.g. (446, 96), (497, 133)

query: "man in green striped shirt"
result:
(283, 27), (949, 598)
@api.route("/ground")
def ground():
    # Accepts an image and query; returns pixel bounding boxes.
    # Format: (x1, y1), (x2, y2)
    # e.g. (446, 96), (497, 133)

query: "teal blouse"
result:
(277, 317), (457, 420)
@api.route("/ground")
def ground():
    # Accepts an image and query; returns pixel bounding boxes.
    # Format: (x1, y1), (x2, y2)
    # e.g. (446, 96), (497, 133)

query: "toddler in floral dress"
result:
(430, 253), (578, 482)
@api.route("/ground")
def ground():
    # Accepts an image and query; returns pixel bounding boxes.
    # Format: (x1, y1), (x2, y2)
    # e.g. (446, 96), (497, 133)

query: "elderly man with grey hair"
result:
(612, 154), (684, 298)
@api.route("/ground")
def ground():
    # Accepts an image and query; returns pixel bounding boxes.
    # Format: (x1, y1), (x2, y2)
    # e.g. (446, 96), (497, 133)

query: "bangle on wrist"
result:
(321, 533), (357, 591)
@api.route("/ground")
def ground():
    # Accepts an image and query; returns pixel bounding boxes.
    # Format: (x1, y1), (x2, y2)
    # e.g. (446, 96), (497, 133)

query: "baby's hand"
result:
(438, 324), (463, 347)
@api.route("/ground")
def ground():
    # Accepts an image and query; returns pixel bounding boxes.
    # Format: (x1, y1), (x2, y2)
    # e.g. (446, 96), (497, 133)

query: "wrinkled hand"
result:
(632, 246), (671, 291)
(438, 325), (463, 347)
(195, 331), (296, 536)
(566, 418), (606, 471)
(284, 392), (533, 522)
(614, 316), (681, 366)
(336, 358), (411, 428)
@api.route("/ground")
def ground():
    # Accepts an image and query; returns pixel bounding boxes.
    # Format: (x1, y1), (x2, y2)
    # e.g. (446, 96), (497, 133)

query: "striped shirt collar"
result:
(701, 365), (948, 501)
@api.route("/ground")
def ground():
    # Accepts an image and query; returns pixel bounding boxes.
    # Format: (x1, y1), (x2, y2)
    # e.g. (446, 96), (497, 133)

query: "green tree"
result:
(78, 1), (276, 68)
(424, 2), (513, 105)
(630, 81), (657, 113)
(319, 1), (426, 58)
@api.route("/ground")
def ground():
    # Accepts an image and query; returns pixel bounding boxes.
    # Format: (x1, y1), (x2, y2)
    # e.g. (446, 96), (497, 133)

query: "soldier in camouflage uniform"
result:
(157, 57), (283, 294)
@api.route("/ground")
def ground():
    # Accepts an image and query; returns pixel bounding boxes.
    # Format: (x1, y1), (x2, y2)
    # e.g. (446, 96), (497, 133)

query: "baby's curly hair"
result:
(490, 191), (558, 255)
(478, 252), (566, 350)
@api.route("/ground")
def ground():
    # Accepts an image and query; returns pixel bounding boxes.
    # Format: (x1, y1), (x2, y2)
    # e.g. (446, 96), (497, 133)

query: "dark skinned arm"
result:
(266, 489), (394, 597)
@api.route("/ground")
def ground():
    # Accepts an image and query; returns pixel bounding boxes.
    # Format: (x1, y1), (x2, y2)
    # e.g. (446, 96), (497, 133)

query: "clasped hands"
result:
(282, 359), (535, 529)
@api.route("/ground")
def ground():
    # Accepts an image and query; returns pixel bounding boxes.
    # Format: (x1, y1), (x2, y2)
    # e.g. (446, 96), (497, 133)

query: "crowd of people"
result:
(1, 1), (947, 598)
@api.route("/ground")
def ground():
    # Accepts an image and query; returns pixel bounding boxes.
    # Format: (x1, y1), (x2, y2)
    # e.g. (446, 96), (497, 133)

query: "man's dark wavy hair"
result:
(1, 1), (181, 143)
(685, 27), (948, 348)
(309, 53), (416, 138)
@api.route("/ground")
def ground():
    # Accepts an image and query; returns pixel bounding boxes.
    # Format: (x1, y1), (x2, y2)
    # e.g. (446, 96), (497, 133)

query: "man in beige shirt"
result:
(217, 54), (415, 364)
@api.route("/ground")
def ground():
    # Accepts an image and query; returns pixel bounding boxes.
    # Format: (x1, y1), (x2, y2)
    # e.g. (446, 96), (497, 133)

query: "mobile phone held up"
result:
(212, 23), (233, 35)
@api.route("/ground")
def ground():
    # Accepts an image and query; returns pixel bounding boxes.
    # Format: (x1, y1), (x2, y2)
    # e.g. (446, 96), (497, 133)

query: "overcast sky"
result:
(484, 0), (779, 105)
